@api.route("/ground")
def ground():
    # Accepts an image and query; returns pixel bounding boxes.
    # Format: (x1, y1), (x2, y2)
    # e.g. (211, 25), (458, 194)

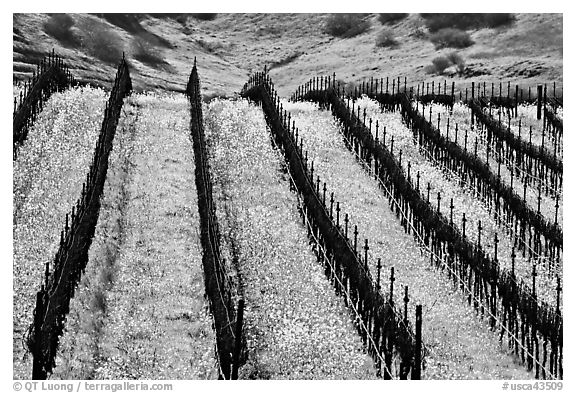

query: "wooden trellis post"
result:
(231, 298), (245, 380)
(376, 258), (382, 291)
(354, 225), (358, 254)
(537, 85), (543, 120)
(413, 304), (422, 380)
(330, 192), (334, 220)
(389, 267), (395, 305)
(31, 290), (46, 380)
(403, 286), (409, 325)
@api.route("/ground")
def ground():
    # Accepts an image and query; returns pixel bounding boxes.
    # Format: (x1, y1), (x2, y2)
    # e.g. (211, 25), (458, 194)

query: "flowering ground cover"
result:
(355, 97), (561, 311)
(52, 92), (218, 379)
(204, 98), (376, 379)
(13, 86), (107, 379)
(285, 99), (532, 379)
(496, 104), (561, 160)
(413, 101), (562, 229)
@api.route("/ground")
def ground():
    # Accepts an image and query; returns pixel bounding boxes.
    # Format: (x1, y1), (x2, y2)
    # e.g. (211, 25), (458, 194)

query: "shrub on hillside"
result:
(197, 39), (224, 53)
(430, 28), (474, 49)
(410, 27), (427, 39)
(172, 14), (190, 25)
(97, 14), (145, 34)
(378, 13), (408, 25)
(375, 28), (399, 48)
(325, 14), (370, 38)
(431, 56), (451, 74)
(146, 13), (190, 26)
(336, 80), (358, 96)
(132, 37), (166, 69)
(423, 64), (437, 75)
(269, 52), (301, 69)
(421, 13), (479, 32)
(97, 14), (173, 48)
(425, 52), (466, 75)
(446, 51), (465, 73)
(83, 20), (124, 65)
(44, 14), (81, 48)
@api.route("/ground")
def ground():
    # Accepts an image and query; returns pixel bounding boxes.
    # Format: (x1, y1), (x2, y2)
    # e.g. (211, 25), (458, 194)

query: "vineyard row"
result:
(28, 57), (132, 379)
(242, 72), (424, 379)
(186, 61), (245, 380)
(13, 49), (76, 160)
(469, 99), (562, 187)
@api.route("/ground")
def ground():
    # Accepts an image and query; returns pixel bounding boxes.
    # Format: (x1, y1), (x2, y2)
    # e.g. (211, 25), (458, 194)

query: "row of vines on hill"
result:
(330, 76), (562, 107)
(331, 81), (562, 257)
(396, 94), (562, 257)
(13, 49), (76, 160)
(27, 57), (132, 380)
(242, 72), (424, 379)
(295, 78), (563, 263)
(186, 61), (246, 380)
(424, 81), (563, 160)
(332, 77), (563, 159)
(291, 75), (562, 380)
(468, 99), (562, 192)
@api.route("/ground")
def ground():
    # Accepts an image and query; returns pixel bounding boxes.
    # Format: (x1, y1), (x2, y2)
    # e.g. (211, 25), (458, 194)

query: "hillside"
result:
(13, 13), (562, 96)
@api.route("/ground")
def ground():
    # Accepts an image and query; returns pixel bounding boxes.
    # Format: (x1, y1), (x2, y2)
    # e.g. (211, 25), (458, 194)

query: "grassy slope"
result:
(13, 13), (562, 96)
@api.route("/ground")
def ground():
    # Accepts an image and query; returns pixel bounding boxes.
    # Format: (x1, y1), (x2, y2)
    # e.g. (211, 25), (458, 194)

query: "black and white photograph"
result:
(8, 3), (569, 389)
